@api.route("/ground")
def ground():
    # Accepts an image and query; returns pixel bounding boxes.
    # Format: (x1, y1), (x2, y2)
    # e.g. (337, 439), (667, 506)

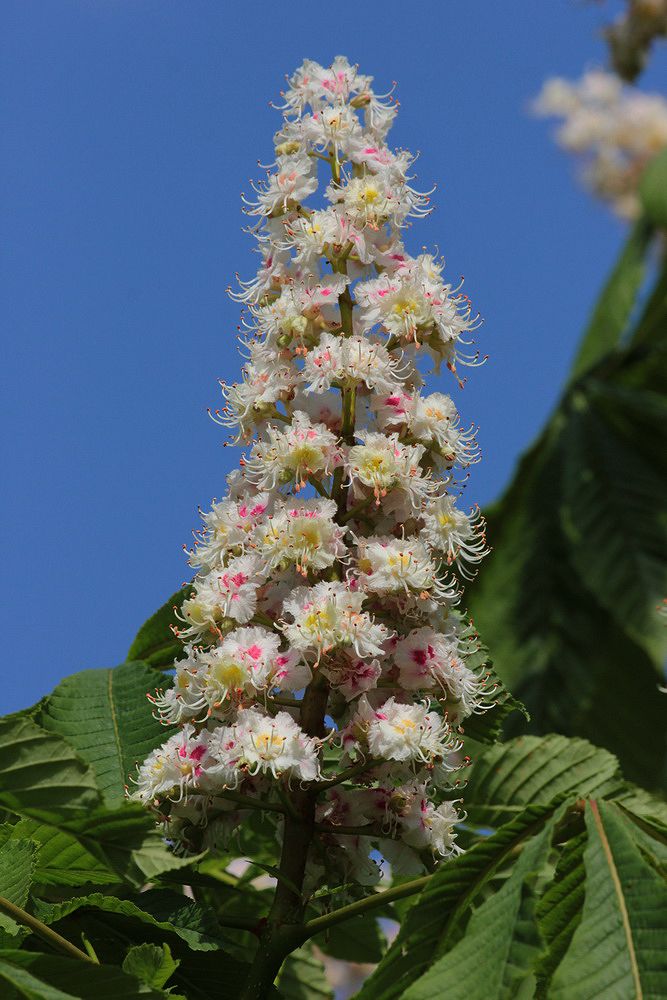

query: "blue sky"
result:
(3, 1), (666, 712)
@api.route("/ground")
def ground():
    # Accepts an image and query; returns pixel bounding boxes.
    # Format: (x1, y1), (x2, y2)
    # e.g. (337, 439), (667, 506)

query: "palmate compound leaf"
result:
(398, 812), (560, 1000)
(461, 734), (625, 829)
(468, 209), (667, 788)
(0, 949), (171, 1000)
(0, 716), (100, 822)
(28, 891), (253, 999)
(0, 685), (193, 890)
(7, 805), (196, 890)
(467, 391), (667, 787)
(33, 889), (224, 953)
(359, 785), (667, 998)
(127, 586), (193, 670)
(561, 378), (667, 664)
(40, 661), (174, 807)
(548, 800), (667, 999)
(356, 804), (559, 1000)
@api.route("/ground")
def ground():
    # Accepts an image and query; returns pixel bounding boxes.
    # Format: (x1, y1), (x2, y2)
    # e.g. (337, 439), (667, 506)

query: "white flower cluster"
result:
(534, 68), (667, 217)
(135, 57), (492, 885)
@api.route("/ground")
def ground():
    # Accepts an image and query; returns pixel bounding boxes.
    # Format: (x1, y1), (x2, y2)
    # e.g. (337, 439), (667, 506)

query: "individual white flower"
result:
(217, 350), (296, 440)
(285, 207), (376, 268)
(327, 167), (430, 231)
(355, 271), (434, 341)
(348, 695), (453, 764)
(347, 430), (432, 510)
(132, 725), (221, 805)
(243, 154), (318, 217)
(356, 536), (459, 606)
(255, 498), (347, 575)
(421, 496), (488, 577)
(321, 653), (383, 701)
(282, 56), (374, 115)
(371, 389), (416, 431)
(180, 554), (265, 636)
(244, 411), (341, 490)
(371, 389), (479, 469)
(316, 785), (380, 829)
(230, 246), (292, 305)
(288, 390), (343, 434)
(410, 392), (480, 467)
(209, 707), (320, 781)
(281, 581), (392, 658)
(399, 793), (461, 857)
(252, 274), (349, 347)
(301, 333), (408, 395)
(301, 105), (364, 154)
(393, 626), (486, 720)
(208, 626), (304, 701)
(148, 645), (209, 724)
(188, 492), (272, 571)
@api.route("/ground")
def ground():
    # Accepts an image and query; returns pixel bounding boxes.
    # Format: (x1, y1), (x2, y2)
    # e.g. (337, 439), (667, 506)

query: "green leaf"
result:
(0, 949), (169, 999)
(167, 949), (254, 1000)
(549, 800), (667, 999)
(561, 382), (667, 661)
(123, 944), (179, 990)
(9, 805), (192, 890)
(568, 218), (653, 383)
(469, 396), (667, 787)
(534, 831), (586, 995)
(0, 717), (100, 823)
(639, 148), (667, 227)
(629, 255), (667, 350)
(0, 839), (37, 938)
(34, 889), (224, 952)
(40, 662), (173, 807)
(127, 587), (192, 670)
(463, 735), (624, 828)
(11, 818), (121, 888)
(400, 815), (557, 1000)
(357, 805), (557, 1000)
(314, 911), (386, 964)
(469, 220), (667, 786)
(277, 944), (333, 1000)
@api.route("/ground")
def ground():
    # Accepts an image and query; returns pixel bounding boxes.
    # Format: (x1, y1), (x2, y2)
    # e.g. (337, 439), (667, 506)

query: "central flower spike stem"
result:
(241, 671), (329, 997)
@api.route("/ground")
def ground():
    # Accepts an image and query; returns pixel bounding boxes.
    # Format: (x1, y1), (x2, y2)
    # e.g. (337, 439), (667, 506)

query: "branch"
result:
(314, 758), (378, 790)
(269, 695), (303, 709)
(339, 497), (374, 524)
(301, 874), (432, 940)
(0, 894), (98, 964)
(217, 914), (265, 936)
(314, 822), (399, 840)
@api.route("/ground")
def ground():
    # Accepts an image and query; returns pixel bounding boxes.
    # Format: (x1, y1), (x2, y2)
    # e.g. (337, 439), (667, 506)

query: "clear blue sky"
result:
(3, 1), (666, 713)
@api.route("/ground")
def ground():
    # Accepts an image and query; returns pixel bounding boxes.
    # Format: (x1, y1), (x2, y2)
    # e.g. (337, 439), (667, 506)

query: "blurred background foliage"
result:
(469, 149), (667, 790)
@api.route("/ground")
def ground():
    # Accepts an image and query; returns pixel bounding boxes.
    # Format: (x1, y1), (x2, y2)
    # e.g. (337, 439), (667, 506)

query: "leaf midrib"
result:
(590, 800), (642, 1000)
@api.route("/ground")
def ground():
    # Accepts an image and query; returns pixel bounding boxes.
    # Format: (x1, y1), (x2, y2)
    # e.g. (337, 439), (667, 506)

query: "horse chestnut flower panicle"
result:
(134, 55), (493, 891)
